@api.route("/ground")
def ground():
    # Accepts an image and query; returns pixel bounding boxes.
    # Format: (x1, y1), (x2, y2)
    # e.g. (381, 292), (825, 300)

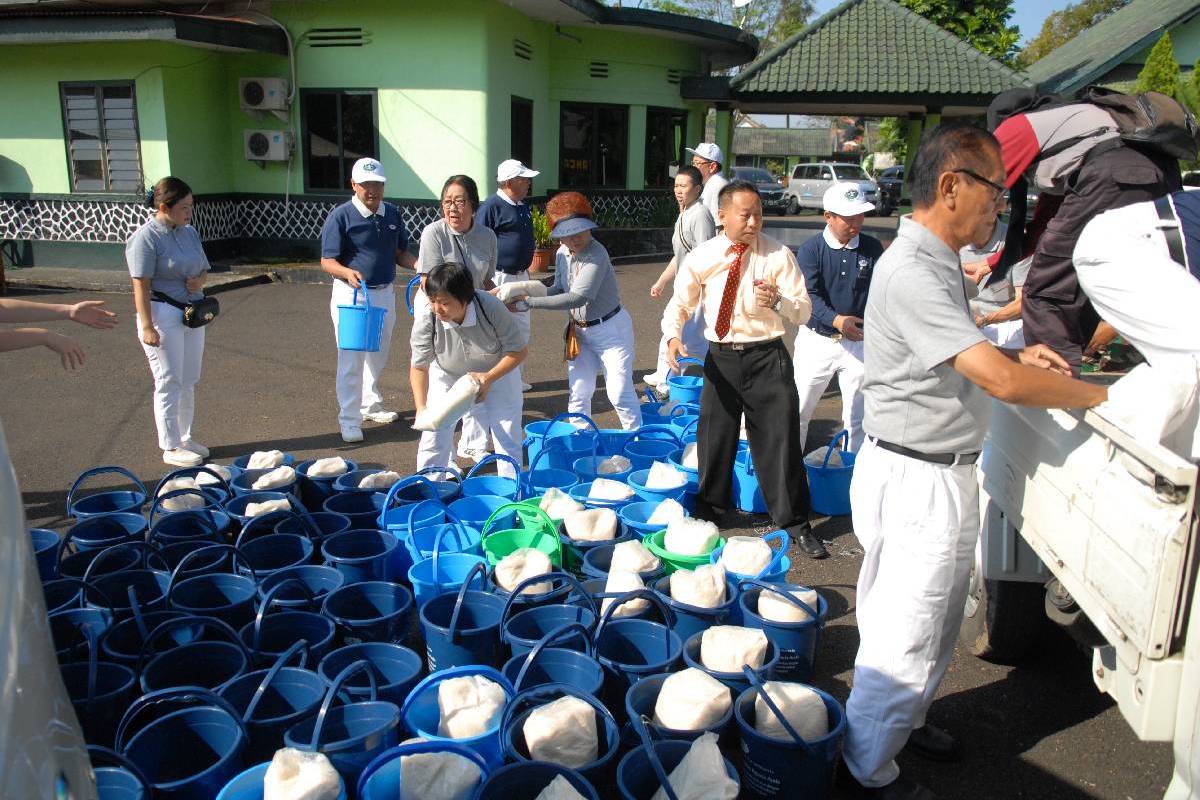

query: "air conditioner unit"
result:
(244, 129), (293, 161)
(239, 77), (289, 112)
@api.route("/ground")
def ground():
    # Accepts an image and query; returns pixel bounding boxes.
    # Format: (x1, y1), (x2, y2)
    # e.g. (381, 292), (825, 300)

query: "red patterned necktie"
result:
(714, 242), (749, 340)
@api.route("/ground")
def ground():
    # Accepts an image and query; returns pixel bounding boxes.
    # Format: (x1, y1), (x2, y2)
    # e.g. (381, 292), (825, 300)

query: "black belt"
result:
(338, 278), (391, 290)
(498, 268), (528, 276)
(872, 437), (980, 466)
(710, 337), (782, 352)
(1155, 195), (1188, 269)
(575, 305), (621, 328)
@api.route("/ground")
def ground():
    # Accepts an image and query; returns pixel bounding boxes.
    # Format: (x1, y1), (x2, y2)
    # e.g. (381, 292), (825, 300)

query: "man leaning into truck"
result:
(841, 122), (1109, 800)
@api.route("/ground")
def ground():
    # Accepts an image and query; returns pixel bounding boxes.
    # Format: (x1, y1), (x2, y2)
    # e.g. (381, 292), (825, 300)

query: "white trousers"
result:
(416, 366), (523, 478)
(980, 318), (1025, 349)
(138, 304), (205, 452)
(330, 280), (397, 429)
(568, 309), (642, 430)
(792, 326), (866, 452)
(844, 439), (980, 787)
(413, 284), (488, 454)
(649, 306), (708, 385)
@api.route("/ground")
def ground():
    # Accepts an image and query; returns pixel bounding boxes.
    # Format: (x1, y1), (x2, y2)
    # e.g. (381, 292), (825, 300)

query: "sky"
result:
(809, 0), (1075, 45)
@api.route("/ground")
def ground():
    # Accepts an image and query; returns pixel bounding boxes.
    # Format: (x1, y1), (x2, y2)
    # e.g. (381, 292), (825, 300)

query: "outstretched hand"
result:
(45, 332), (85, 370)
(666, 337), (689, 372)
(69, 300), (118, 330)
(1018, 344), (1071, 376)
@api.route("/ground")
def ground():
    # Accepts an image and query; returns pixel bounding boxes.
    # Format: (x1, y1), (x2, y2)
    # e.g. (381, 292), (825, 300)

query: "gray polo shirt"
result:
(862, 217), (990, 453)
(416, 218), (498, 290)
(125, 217), (210, 303)
(410, 290), (527, 377)
(672, 201), (716, 266)
(525, 237), (622, 322)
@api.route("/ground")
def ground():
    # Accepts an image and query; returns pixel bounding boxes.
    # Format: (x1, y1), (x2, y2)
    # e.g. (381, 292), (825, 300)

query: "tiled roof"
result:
(733, 127), (835, 156)
(1024, 0), (1200, 94)
(731, 0), (1028, 97)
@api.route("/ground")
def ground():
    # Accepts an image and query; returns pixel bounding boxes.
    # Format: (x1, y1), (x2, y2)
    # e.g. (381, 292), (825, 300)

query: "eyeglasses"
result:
(441, 198), (470, 209)
(954, 168), (1007, 202)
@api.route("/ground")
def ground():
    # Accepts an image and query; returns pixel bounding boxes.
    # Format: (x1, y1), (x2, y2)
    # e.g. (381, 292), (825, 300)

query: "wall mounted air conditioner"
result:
(244, 129), (293, 161)
(239, 77), (289, 112)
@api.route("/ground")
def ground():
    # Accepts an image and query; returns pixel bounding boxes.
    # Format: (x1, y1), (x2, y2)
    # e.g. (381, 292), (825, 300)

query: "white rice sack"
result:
(601, 571), (648, 618)
(496, 280), (549, 302)
(399, 750), (482, 800)
(247, 450), (286, 469)
(646, 498), (685, 526)
(753, 681), (829, 742)
(253, 465), (296, 491)
(681, 442), (699, 470)
(157, 477), (203, 511)
(758, 586), (821, 624)
(263, 748), (341, 800)
(358, 470), (402, 490)
(803, 446), (844, 468)
(664, 517), (719, 556)
(563, 508), (618, 542)
(522, 695), (598, 769)
(700, 626), (769, 673)
(195, 464), (232, 485)
(307, 456), (349, 478)
(670, 563), (726, 609)
(539, 487), (585, 521)
(495, 548), (553, 595)
(719, 536), (772, 577)
(534, 775), (588, 800)
(588, 478), (635, 502)
(414, 375), (482, 432)
(652, 668), (731, 731)
(649, 732), (738, 800)
(244, 499), (291, 517)
(595, 455), (632, 475)
(644, 461), (686, 491)
(609, 539), (660, 574)
(437, 674), (507, 739)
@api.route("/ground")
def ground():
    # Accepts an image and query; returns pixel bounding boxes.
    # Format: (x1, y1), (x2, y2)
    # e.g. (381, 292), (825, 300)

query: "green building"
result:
(0, 0), (756, 268)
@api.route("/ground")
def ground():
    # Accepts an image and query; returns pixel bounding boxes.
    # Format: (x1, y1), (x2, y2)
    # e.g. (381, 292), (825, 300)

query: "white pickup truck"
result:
(966, 399), (1199, 797)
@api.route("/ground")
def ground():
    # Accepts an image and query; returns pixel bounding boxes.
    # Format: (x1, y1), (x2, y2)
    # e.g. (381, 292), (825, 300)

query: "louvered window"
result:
(60, 82), (143, 193)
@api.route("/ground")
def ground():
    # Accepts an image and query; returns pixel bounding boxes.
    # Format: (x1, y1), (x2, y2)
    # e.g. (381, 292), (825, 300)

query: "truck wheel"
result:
(787, 197), (800, 215)
(961, 558), (1046, 664)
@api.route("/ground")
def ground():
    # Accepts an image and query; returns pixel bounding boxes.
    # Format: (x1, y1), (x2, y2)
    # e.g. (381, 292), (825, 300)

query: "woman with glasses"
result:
(415, 175), (499, 463)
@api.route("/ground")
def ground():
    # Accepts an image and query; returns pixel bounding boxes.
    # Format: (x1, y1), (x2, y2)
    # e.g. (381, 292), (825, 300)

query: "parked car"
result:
(784, 162), (884, 216)
(732, 166), (789, 215)
(875, 164), (905, 214)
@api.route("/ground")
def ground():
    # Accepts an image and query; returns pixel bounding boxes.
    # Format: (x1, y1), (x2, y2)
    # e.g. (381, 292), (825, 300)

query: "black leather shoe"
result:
(905, 723), (961, 762)
(791, 526), (830, 559)
(851, 775), (939, 799)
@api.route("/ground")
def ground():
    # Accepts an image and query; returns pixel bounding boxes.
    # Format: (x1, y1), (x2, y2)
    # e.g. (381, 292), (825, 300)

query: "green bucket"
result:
(481, 502), (562, 568)
(643, 530), (725, 574)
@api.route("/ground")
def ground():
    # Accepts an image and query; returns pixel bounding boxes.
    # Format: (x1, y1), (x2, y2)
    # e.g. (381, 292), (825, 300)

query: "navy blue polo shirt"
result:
(796, 228), (884, 336)
(477, 191), (535, 274)
(1170, 191), (1200, 280)
(319, 199), (410, 287)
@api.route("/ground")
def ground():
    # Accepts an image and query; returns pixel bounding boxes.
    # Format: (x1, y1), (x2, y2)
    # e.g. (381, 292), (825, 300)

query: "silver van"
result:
(785, 162), (880, 215)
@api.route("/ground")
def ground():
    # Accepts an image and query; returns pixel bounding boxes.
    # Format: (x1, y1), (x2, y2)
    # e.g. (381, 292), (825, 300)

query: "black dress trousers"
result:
(695, 337), (812, 539)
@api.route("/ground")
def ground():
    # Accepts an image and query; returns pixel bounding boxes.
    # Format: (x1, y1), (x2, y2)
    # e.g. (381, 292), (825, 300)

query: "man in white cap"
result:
(319, 157), (417, 442)
(687, 142), (729, 225)
(478, 158), (539, 392)
(792, 183), (884, 457)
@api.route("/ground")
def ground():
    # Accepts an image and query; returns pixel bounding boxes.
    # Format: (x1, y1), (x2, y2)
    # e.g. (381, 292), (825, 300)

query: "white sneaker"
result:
(163, 448), (203, 467)
(341, 426), (364, 443)
(456, 447), (491, 464)
(362, 410), (399, 424)
(521, 382), (533, 392)
(181, 440), (210, 458)
(644, 372), (666, 388)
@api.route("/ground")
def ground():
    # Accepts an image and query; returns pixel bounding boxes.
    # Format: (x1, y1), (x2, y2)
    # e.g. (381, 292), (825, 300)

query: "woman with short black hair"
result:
(410, 261), (528, 477)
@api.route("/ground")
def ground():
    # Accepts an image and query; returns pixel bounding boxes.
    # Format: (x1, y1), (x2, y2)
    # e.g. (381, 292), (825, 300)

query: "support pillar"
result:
(714, 107), (735, 178)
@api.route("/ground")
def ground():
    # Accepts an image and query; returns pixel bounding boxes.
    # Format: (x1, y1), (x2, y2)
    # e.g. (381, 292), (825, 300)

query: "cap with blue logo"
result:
(823, 182), (875, 216)
(351, 157), (386, 184)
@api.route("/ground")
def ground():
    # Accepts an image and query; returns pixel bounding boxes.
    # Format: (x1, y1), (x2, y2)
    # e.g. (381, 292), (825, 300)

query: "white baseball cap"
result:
(351, 157), (386, 184)
(497, 159), (539, 182)
(823, 182), (875, 216)
(685, 142), (723, 164)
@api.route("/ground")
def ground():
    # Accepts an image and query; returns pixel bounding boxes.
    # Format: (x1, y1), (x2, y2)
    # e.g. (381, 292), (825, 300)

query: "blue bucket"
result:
(68, 465), (148, 520)
(403, 504), (478, 565)
(592, 589), (681, 716)
(117, 687), (249, 800)
(258, 565), (345, 611)
(501, 683), (621, 787)
(449, 494), (515, 531)
(378, 488), (447, 580)
(733, 667), (845, 800)
(59, 630), (136, 747)
(524, 413), (601, 471)
(666, 447), (699, 499)
(733, 449), (768, 514)
(581, 542), (665, 584)
(224, 492), (293, 530)
(230, 468), (299, 499)
(275, 511), (352, 544)
(681, 629), (780, 694)
(419, 561), (506, 670)
(805, 429), (857, 517)
(152, 466), (233, 510)
(66, 512), (148, 553)
(405, 274), (422, 316)
(617, 503), (672, 540)
(626, 469), (688, 505)
(321, 529), (399, 584)
(616, 719), (739, 800)
(31, 528), (61, 582)
(283, 660), (401, 791)
(296, 458), (359, 512)
(83, 542), (171, 621)
(503, 622), (605, 696)
(738, 579), (826, 682)
(462, 454), (522, 500)
(237, 533), (314, 582)
(332, 470), (394, 495)
(524, 446), (579, 497)
(567, 482), (635, 512)
(322, 580), (414, 645)
(337, 287), (388, 352)
(665, 357), (704, 405)
(89, 745), (152, 800)
(322, 491), (388, 531)
(357, 741), (490, 800)
(51, 598), (114, 663)
(101, 605), (199, 669)
(400, 665), (515, 769)
(241, 580), (337, 667)
(651, 574), (740, 643)
(166, 544), (259, 629)
(596, 428), (636, 457)
(138, 614), (252, 695)
(233, 453), (295, 471)
(318, 642), (423, 706)
(624, 672), (734, 742)
(559, 517), (634, 577)
(500, 573), (598, 657)
(709, 530), (790, 583)
(403, 466), (464, 504)
(149, 500), (231, 546)
(668, 413), (700, 441)
(622, 427), (680, 473)
(217, 762), (345, 800)
(475, 761), (598, 800)
(407, 528), (489, 609)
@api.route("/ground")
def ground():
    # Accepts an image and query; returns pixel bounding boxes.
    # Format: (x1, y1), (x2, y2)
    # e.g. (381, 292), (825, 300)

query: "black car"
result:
(874, 164), (904, 215)
(732, 166), (789, 215)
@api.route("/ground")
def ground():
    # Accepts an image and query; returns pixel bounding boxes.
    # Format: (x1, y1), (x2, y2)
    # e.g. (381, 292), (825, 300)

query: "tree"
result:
(637, 0), (816, 50)
(1016, 0), (1129, 68)
(898, 0), (1020, 64)
(1137, 32), (1182, 95)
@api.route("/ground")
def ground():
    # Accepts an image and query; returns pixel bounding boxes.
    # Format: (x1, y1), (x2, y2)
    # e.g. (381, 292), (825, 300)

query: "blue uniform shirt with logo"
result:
(795, 227), (884, 336)
(319, 200), (410, 287)
(478, 191), (535, 274)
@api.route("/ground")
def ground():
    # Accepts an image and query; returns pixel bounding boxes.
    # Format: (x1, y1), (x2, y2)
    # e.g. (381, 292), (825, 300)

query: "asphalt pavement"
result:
(0, 215), (1175, 799)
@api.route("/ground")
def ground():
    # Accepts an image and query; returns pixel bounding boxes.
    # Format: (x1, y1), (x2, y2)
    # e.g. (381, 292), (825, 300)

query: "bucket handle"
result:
(480, 501), (555, 539)
(740, 664), (817, 753)
(126, 584), (152, 642)
(594, 587), (677, 640)
(148, 486), (213, 529)
(499, 570), (595, 634)
(405, 274), (423, 317)
(382, 474), (438, 510)
(512, 621), (596, 692)
(235, 496), (307, 547)
(81, 540), (168, 586)
(547, 412), (601, 438)
(351, 286), (374, 311)
(630, 713), (681, 800)
(672, 356), (704, 374)
(309, 659), (379, 751)
(447, 561), (491, 643)
(135, 614), (251, 677)
(87, 745), (152, 795)
(166, 543), (256, 604)
(401, 497), (453, 535)
(465, 453), (523, 491)
(241, 638), (310, 723)
(415, 464), (463, 484)
(522, 443), (566, 495)
(148, 499), (222, 544)
(151, 466), (231, 513)
(820, 430), (851, 469)
(737, 580), (823, 627)
(252, 578), (316, 656)
(116, 686), (247, 755)
(47, 575), (116, 613)
(500, 681), (616, 754)
(680, 417), (700, 441)
(625, 425), (680, 446)
(710, 532), (788, 576)
(429, 521), (481, 595)
(356, 741), (489, 800)
(67, 465), (147, 515)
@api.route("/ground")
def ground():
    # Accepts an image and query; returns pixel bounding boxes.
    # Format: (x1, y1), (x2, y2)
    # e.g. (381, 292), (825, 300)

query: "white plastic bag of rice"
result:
(681, 442), (699, 470)
(643, 461), (686, 490)
(719, 535), (772, 576)
(245, 499), (291, 517)
(758, 586), (821, 624)
(437, 674), (507, 739)
(306, 456), (349, 478)
(646, 498), (685, 526)
(399, 749), (482, 800)
(649, 732), (738, 800)
(495, 547), (553, 595)
(247, 449), (286, 469)
(609, 539), (660, 574)
(588, 478), (635, 501)
(540, 486), (585, 520)
(700, 626), (768, 673)
(358, 470), (402, 490)
(595, 455), (632, 475)
(195, 463), (232, 485)
(670, 563), (726, 609)
(601, 571), (648, 618)
(263, 748), (340, 800)
(804, 445), (844, 468)
(253, 465), (296, 491)
(563, 508), (618, 542)
(653, 668), (731, 731)
(534, 775), (588, 800)
(157, 477), (203, 511)
(663, 517), (719, 556)
(753, 681), (829, 742)
(522, 695), (598, 769)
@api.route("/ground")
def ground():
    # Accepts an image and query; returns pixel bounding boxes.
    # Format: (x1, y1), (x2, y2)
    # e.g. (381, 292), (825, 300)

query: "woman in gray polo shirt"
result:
(126, 176), (210, 468)
(410, 262), (527, 477)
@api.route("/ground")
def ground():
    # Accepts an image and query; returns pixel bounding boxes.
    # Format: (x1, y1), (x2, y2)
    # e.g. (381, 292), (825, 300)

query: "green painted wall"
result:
(1126, 17), (1200, 67)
